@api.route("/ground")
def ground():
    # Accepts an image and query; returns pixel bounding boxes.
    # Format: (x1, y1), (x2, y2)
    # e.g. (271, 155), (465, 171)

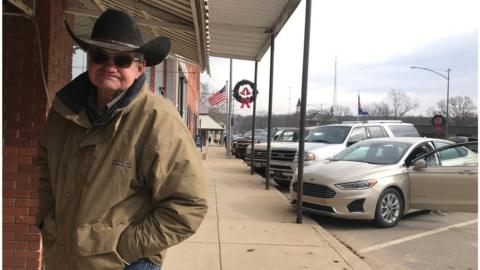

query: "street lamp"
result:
(410, 66), (451, 138)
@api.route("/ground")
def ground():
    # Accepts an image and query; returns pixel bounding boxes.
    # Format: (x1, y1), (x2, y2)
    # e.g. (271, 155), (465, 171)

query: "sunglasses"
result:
(89, 48), (143, 68)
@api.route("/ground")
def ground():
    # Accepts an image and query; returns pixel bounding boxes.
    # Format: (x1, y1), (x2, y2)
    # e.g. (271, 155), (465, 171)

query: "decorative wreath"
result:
(233, 80), (259, 109)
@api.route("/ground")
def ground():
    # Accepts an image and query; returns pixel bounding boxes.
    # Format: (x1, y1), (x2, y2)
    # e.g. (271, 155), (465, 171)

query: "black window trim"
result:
(410, 141), (476, 165)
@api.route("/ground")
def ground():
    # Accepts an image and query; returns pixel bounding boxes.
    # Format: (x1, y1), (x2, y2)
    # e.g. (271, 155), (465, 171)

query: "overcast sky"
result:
(201, 0), (478, 116)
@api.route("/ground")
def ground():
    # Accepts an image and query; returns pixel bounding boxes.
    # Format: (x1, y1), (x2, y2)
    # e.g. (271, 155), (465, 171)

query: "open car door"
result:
(408, 142), (478, 212)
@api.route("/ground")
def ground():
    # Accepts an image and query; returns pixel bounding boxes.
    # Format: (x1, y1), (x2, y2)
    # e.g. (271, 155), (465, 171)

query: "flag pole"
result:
(227, 58), (233, 159)
(225, 80), (230, 158)
(357, 91), (360, 122)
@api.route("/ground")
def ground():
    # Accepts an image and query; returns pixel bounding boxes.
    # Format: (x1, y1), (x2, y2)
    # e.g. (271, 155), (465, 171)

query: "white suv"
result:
(270, 121), (420, 185)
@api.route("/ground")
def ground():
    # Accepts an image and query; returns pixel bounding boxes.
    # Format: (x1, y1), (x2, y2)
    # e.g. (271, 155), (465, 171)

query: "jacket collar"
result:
(53, 86), (149, 147)
(54, 72), (146, 128)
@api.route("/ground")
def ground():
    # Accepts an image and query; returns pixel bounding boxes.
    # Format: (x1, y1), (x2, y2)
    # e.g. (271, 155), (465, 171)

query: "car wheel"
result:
(374, 188), (404, 228)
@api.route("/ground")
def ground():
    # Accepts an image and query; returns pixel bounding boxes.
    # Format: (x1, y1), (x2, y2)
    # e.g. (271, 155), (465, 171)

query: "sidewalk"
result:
(162, 145), (372, 270)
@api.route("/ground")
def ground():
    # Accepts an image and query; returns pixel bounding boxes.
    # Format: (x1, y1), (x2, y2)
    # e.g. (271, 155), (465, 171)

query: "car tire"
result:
(373, 188), (404, 228)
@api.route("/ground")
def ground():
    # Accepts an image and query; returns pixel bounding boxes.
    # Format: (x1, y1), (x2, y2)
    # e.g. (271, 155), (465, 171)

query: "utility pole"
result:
(411, 66), (451, 138)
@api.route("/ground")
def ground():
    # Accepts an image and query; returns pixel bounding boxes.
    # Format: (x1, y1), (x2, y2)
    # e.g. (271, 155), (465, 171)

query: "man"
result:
(36, 9), (208, 270)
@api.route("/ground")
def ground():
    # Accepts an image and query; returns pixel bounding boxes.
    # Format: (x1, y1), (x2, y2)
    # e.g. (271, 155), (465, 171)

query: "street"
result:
(275, 185), (478, 270)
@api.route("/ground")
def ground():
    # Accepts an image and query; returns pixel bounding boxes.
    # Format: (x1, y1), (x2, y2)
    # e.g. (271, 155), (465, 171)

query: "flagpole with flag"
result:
(206, 82), (228, 150)
(357, 91), (368, 121)
(208, 84), (227, 107)
(225, 80), (229, 156)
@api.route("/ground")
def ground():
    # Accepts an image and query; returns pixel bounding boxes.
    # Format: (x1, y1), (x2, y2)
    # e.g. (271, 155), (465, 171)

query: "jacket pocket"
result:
(73, 222), (129, 256)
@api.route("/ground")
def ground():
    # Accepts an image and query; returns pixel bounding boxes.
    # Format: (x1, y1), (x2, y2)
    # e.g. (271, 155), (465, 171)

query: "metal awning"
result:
(198, 115), (224, 130)
(207, 0), (301, 61)
(65, 0), (209, 72)
(64, 0), (301, 72)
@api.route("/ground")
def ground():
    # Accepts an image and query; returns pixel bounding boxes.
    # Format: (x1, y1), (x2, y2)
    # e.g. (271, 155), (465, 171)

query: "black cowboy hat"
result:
(65, 8), (170, 66)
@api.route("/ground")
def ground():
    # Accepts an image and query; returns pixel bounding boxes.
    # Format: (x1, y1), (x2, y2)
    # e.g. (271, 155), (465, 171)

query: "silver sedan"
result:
(290, 137), (478, 228)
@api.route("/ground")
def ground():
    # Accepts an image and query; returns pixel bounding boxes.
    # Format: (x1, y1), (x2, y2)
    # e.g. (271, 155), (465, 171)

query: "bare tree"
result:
(388, 89), (419, 118)
(200, 82), (212, 103)
(449, 96), (477, 126)
(366, 102), (390, 118)
(429, 96), (477, 126)
(426, 106), (438, 116)
(330, 105), (352, 117)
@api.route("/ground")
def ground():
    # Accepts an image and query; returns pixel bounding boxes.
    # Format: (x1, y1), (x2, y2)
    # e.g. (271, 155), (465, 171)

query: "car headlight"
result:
(304, 152), (316, 161)
(335, 179), (377, 190)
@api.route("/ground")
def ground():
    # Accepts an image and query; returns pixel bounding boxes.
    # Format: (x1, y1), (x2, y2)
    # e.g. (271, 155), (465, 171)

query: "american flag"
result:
(208, 85), (227, 107)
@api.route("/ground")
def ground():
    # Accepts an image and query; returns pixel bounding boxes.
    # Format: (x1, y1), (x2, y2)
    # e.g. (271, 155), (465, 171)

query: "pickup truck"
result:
(244, 127), (318, 174)
(232, 128), (281, 159)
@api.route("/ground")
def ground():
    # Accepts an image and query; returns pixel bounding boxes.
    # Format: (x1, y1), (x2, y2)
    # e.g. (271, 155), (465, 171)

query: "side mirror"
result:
(413, 159), (427, 171)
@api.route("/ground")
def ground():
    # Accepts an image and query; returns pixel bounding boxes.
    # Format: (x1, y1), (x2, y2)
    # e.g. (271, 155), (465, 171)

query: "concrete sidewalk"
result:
(163, 145), (372, 270)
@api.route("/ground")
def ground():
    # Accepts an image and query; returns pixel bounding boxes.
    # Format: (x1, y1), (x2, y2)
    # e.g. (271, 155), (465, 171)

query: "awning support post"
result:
(266, 33), (275, 190)
(296, 0), (312, 224)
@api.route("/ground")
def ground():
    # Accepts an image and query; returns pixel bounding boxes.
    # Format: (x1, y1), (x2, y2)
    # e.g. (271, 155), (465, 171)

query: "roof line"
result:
(65, 6), (195, 33)
(256, 0), (301, 60)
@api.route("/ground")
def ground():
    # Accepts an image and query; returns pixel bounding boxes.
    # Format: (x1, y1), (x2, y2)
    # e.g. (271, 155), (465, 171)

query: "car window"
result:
(348, 127), (368, 142)
(304, 130), (312, 137)
(405, 143), (435, 166)
(254, 131), (268, 142)
(371, 144), (405, 164)
(418, 152), (441, 167)
(367, 126), (388, 138)
(305, 126), (351, 144)
(337, 145), (370, 161)
(276, 131), (298, 142)
(334, 141), (410, 164)
(438, 147), (463, 160)
(388, 125), (420, 137)
(438, 145), (477, 167)
(272, 130), (284, 141)
(433, 141), (451, 149)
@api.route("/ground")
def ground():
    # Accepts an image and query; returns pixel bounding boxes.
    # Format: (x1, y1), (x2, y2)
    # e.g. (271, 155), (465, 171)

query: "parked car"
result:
(244, 127), (318, 173)
(290, 138), (478, 228)
(448, 136), (478, 143)
(270, 120), (420, 186)
(231, 128), (285, 159)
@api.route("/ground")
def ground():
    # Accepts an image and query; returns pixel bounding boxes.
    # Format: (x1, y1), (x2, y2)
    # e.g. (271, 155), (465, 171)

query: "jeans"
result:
(124, 259), (161, 270)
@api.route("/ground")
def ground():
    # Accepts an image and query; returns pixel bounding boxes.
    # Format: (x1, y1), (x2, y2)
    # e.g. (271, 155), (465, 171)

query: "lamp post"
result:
(410, 66), (451, 138)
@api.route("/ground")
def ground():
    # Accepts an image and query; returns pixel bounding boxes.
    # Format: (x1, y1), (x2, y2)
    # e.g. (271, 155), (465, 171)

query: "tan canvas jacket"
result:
(36, 85), (208, 269)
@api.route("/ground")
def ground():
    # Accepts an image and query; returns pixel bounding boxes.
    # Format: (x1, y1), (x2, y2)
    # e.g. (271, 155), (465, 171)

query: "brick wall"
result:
(185, 62), (201, 134)
(3, 1), (73, 269)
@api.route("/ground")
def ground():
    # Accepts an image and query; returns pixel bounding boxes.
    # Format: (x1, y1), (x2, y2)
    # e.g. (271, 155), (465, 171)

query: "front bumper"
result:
(290, 185), (381, 220)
